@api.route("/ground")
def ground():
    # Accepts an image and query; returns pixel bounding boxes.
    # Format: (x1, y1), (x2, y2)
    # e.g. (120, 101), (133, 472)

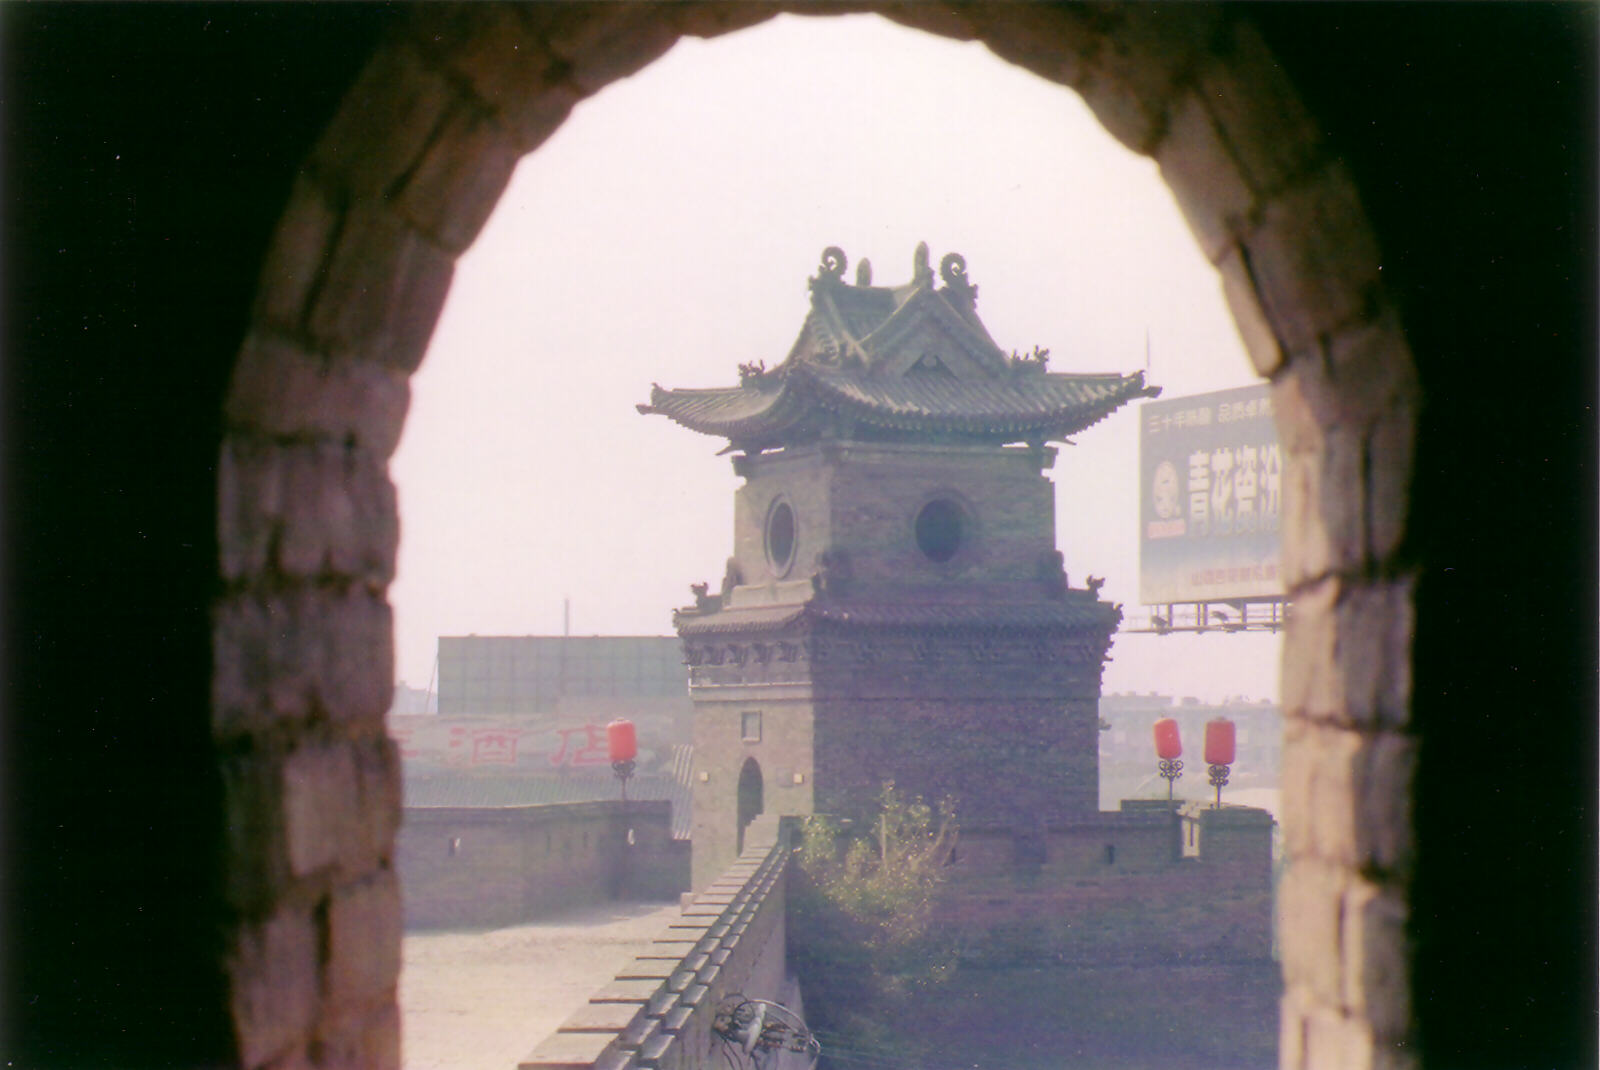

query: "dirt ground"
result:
(399, 900), (682, 1070)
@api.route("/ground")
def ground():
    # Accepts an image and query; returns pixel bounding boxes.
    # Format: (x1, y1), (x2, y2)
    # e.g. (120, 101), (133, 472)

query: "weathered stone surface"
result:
(1278, 858), (1347, 1008)
(1275, 373), (1366, 586)
(392, 104), (523, 255)
(1198, 18), (1324, 197)
(224, 334), (412, 459)
(252, 177), (341, 336)
(220, 750), (293, 915)
(1080, 4), (1221, 154)
(1342, 878), (1410, 1039)
(1355, 730), (1415, 876)
(218, 437), (396, 586)
(522, 3), (681, 97)
(1282, 576), (1414, 729)
(1246, 163), (1383, 357)
(1158, 88), (1257, 264)
(309, 43), (458, 200)
(407, 6), (585, 152)
(1364, 402), (1417, 565)
(671, 2), (777, 41)
(304, 201), (455, 373)
(228, 905), (319, 1069)
(212, 586), (394, 737)
(1217, 243), (1285, 377)
(326, 871), (403, 1009)
(970, 4), (1098, 89)
(1279, 987), (1311, 1070)
(312, 1002), (401, 1070)
(876, 2), (979, 43)
(1303, 1006), (1381, 1070)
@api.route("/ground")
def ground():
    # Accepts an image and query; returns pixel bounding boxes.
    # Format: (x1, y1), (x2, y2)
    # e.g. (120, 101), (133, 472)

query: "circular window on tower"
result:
(765, 498), (797, 576)
(914, 497), (968, 564)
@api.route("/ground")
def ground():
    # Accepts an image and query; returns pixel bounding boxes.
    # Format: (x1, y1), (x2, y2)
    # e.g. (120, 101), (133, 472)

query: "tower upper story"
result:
(638, 245), (1159, 614)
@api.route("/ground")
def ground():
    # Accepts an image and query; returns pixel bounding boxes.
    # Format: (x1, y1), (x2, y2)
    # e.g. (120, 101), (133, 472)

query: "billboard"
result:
(1139, 384), (1283, 604)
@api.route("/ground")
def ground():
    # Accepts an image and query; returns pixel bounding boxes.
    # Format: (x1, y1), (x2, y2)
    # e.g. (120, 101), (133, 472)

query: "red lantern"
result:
(1204, 718), (1236, 766)
(606, 719), (637, 764)
(1153, 718), (1182, 761)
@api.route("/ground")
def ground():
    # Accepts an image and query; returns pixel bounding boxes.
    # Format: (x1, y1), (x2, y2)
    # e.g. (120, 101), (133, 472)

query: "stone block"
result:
(212, 586), (394, 737)
(1279, 987), (1311, 1070)
(1245, 162), (1384, 357)
(392, 104), (522, 255)
(519, 1029), (620, 1070)
(1217, 244), (1285, 377)
(562, 1001), (644, 1035)
(1341, 878), (1410, 1039)
(1076, 62), (1168, 155)
(325, 872), (403, 1009)
(671, 3), (776, 41)
(1282, 575), (1413, 730)
(304, 200), (455, 373)
(278, 441), (398, 585)
(308, 43), (458, 200)
(1198, 18), (1325, 197)
(1365, 404), (1417, 566)
(223, 334), (412, 460)
(219, 750), (292, 915)
(311, 1002), (400, 1070)
(227, 905), (319, 1069)
(1303, 1006), (1376, 1070)
(252, 177), (340, 336)
(876, 3), (980, 43)
(1355, 731), (1415, 876)
(284, 741), (355, 874)
(591, 978), (664, 1005)
(523, 4), (681, 97)
(970, 4), (1098, 89)
(1278, 858), (1347, 1007)
(1157, 88), (1256, 264)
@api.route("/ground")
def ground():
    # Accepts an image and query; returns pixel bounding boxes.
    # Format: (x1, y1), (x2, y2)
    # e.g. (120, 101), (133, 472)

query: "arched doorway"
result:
(217, 7), (1424, 1068)
(736, 757), (764, 855)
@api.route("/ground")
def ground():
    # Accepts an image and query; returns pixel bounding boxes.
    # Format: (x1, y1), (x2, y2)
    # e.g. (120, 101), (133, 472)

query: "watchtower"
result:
(640, 245), (1157, 885)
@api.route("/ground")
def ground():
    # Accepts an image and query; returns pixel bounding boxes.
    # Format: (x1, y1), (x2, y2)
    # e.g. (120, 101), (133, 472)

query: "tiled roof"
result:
(639, 361), (1156, 449)
(639, 246), (1157, 449)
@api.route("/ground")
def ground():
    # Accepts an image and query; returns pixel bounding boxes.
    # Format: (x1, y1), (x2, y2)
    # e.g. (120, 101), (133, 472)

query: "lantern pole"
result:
(1207, 762), (1230, 808)
(1159, 758), (1183, 802)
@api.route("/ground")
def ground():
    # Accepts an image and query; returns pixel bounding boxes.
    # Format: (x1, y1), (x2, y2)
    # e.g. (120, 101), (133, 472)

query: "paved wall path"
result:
(400, 901), (682, 1070)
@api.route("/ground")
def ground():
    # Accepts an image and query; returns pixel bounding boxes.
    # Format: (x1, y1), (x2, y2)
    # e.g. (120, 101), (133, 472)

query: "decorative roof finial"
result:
(819, 246), (847, 281)
(912, 242), (933, 287)
(940, 252), (977, 303)
(855, 258), (873, 287)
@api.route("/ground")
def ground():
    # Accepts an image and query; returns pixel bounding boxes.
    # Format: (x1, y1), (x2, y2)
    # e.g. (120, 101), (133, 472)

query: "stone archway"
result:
(216, 6), (1417, 1068)
(736, 757), (765, 854)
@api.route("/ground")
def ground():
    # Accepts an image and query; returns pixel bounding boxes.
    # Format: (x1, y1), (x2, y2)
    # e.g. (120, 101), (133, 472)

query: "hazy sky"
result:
(389, 15), (1280, 703)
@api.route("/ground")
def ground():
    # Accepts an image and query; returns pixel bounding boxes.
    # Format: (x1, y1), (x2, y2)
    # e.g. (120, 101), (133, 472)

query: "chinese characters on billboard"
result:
(1139, 384), (1283, 604)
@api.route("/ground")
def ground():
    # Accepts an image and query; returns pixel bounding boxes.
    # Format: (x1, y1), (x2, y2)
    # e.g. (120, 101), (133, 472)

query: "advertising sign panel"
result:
(1139, 384), (1283, 604)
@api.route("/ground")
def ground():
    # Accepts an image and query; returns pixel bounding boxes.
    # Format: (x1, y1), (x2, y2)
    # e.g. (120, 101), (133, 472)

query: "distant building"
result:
(435, 634), (687, 715)
(401, 635), (694, 833)
(641, 243), (1159, 885)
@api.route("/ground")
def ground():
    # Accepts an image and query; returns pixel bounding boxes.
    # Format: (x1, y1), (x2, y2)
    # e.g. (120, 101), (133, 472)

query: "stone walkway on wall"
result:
(399, 901), (682, 1070)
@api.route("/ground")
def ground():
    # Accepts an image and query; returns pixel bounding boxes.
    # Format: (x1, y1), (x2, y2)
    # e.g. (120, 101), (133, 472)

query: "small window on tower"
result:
(915, 498), (967, 563)
(765, 498), (797, 576)
(741, 711), (763, 743)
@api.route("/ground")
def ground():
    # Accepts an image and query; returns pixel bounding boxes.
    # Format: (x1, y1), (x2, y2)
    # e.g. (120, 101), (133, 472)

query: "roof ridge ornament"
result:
(940, 252), (978, 304)
(855, 258), (873, 287)
(912, 241), (933, 287)
(812, 246), (847, 289)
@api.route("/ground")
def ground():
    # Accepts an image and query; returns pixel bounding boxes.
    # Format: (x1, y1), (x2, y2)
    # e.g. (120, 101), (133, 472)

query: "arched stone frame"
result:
(214, 5), (1418, 1068)
(736, 756), (765, 854)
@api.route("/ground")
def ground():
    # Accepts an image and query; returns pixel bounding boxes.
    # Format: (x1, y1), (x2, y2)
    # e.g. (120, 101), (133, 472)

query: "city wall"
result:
(398, 801), (688, 929)
(519, 816), (795, 1070)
